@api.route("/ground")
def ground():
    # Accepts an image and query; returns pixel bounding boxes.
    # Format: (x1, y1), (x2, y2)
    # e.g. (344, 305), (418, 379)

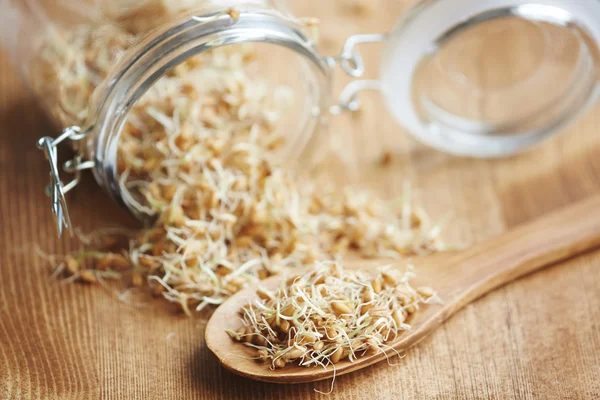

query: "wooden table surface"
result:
(1, 1), (600, 399)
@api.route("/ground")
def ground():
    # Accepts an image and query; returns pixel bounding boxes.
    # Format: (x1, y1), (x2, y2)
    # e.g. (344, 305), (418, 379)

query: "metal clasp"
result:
(37, 126), (93, 237)
(327, 33), (388, 114)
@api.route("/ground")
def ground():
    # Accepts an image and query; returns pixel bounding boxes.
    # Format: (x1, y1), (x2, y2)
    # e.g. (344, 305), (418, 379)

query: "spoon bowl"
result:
(206, 195), (600, 383)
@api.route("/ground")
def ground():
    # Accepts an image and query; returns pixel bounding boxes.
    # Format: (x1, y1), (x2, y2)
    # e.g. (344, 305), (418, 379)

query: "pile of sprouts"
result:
(228, 261), (440, 368)
(35, 2), (448, 315)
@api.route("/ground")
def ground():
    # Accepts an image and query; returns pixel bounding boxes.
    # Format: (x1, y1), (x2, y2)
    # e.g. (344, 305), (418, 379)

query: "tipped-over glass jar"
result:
(2, 0), (600, 235)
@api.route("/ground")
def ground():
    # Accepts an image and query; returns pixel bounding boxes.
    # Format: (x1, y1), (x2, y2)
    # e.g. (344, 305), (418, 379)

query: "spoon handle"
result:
(435, 194), (600, 307)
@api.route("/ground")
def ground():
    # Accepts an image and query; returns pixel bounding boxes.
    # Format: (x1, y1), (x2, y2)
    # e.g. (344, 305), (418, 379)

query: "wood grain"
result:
(1, 0), (600, 399)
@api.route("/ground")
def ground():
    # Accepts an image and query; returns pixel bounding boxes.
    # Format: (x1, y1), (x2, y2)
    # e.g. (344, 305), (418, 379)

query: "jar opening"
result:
(85, 9), (330, 221)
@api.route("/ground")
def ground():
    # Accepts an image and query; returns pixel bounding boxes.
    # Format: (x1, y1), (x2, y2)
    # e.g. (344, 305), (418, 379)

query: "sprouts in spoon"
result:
(228, 261), (440, 368)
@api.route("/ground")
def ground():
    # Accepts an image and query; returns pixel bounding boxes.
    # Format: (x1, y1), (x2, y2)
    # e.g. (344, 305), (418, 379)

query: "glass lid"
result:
(380, 0), (600, 157)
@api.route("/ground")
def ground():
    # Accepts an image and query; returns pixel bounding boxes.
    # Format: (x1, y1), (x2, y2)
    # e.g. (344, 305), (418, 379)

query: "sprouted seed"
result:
(228, 261), (440, 369)
(34, 4), (449, 315)
(380, 151), (393, 167)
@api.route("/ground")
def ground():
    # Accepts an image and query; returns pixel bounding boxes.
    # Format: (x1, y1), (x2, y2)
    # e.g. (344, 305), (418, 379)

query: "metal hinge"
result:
(327, 33), (388, 115)
(37, 126), (94, 237)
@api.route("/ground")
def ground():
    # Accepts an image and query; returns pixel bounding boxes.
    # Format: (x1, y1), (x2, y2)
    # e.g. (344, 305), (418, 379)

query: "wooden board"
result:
(1, 1), (599, 398)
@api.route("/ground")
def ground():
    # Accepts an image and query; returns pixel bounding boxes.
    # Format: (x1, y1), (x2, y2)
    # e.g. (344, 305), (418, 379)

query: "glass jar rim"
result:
(83, 6), (331, 221)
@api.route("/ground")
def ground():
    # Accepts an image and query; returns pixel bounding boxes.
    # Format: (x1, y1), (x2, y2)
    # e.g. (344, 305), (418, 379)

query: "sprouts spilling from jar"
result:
(228, 261), (440, 369)
(35, 2), (448, 314)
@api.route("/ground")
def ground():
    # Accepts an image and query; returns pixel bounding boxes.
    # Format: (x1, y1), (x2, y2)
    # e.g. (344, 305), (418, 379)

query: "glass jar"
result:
(2, 0), (600, 235)
(2, 0), (330, 234)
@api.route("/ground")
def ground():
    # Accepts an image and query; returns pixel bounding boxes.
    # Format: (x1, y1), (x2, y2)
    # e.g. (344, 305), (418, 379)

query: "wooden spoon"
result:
(205, 195), (600, 384)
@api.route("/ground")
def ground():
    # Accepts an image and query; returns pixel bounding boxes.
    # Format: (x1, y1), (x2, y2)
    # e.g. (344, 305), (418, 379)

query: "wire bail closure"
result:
(37, 126), (93, 237)
(328, 33), (388, 115)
